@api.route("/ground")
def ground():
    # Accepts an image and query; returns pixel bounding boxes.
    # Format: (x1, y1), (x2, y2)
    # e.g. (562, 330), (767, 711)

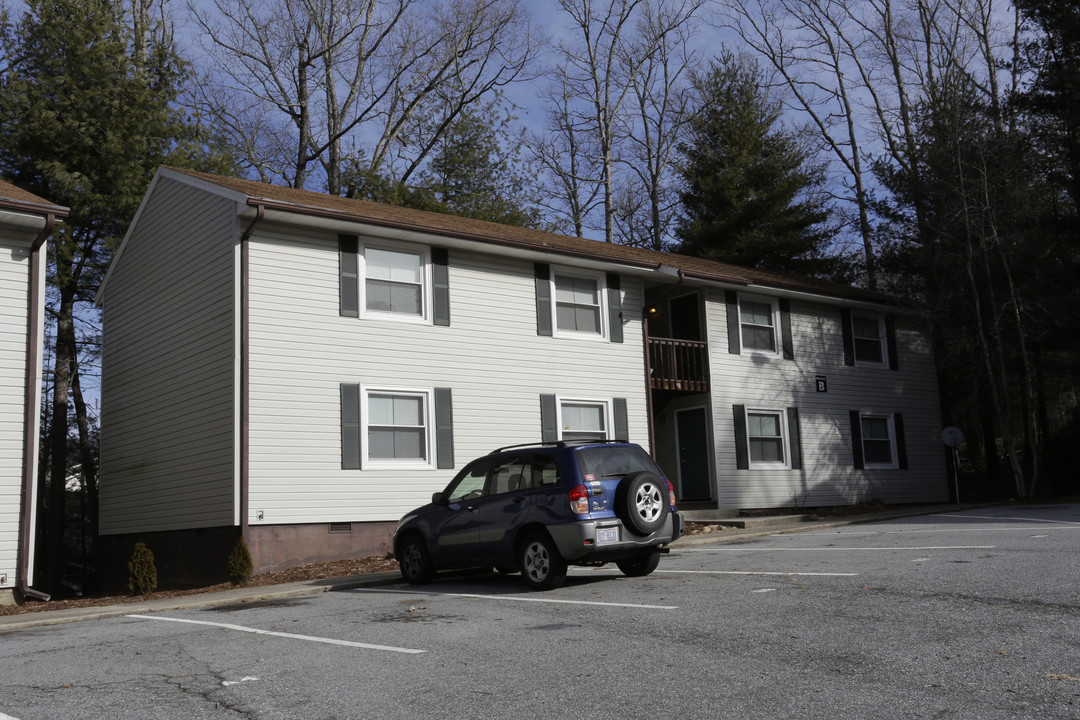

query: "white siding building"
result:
(0, 180), (66, 604)
(96, 167), (947, 583)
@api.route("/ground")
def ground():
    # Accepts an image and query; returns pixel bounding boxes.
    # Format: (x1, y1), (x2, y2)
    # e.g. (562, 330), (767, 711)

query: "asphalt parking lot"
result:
(2, 504), (1078, 719)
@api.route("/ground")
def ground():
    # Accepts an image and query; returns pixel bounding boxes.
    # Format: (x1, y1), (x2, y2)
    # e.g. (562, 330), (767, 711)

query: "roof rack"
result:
(491, 439), (630, 453)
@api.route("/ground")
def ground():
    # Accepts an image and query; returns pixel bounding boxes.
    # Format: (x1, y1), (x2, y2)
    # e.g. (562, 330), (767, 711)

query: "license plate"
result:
(596, 527), (619, 545)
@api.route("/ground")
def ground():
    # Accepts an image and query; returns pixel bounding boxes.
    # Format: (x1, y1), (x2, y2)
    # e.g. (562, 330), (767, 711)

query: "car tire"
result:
(518, 533), (567, 591)
(615, 471), (669, 536)
(397, 535), (435, 584)
(616, 550), (661, 577)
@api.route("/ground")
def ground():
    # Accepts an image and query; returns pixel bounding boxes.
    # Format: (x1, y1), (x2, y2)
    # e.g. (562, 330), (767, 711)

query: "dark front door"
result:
(669, 293), (702, 341)
(676, 407), (711, 501)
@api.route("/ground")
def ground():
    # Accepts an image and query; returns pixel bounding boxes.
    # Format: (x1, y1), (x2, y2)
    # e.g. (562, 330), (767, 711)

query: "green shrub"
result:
(127, 542), (157, 595)
(227, 537), (254, 586)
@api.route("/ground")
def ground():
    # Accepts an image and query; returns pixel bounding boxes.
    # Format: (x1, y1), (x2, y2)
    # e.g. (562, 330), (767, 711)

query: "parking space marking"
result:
(677, 545), (994, 551)
(126, 615), (426, 654)
(1, 713), (22, 720)
(657, 570), (858, 577)
(355, 588), (678, 610)
(934, 513), (1080, 525)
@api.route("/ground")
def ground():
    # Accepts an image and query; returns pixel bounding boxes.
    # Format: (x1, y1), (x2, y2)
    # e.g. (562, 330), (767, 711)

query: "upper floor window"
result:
(553, 269), (607, 338)
(364, 245), (427, 319)
(739, 296), (777, 353)
(851, 312), (885, 365)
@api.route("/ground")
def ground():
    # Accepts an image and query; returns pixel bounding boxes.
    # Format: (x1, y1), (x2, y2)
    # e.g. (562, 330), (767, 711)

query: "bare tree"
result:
(545, 0), (704, 242)
(615, 20), (697, 250)
(189, 0), (539, 193)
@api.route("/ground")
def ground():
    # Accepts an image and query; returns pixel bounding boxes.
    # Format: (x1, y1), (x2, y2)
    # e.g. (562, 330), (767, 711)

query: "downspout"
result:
(238, 205), (263, 541)
(19, 213), (56, 602)
(643, 269), (685, 459)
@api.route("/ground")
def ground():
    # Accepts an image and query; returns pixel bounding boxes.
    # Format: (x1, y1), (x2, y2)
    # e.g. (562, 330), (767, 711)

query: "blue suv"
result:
(393, 441), (683, 590)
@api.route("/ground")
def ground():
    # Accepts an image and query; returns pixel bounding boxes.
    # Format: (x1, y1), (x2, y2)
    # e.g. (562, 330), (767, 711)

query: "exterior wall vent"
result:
(329, 523), (352, 534)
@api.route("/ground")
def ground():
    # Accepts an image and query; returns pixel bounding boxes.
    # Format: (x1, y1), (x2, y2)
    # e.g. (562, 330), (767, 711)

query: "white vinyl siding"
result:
(0, 234), (33, 585)
(98, 177), (237, 535)
(246, 224), (649, 524)
(704, 288), (946, 509)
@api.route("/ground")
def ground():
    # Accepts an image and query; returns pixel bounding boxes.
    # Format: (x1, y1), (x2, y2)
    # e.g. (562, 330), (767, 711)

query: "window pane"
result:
(366, 279), (421, 314)
(368, 392), (427, 461)
(447, 462), (489, 502)
(555, 275), (597, 305)
(740, 300), (773, 326)
(862, 417), (890, 440)
(562, 403), (605, 433)
(748, 413), (780, 437)
(852, 315), (880, 339)
(750, 438), (784, 462)
(854, 337), (883, 363)
(742, 325), (776, 351)
(864, 439), (893, 464)
(367, 248), (420, 283)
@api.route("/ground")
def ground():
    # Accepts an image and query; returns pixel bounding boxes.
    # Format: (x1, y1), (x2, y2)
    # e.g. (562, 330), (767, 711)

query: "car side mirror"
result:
(432, 492), (444, 505)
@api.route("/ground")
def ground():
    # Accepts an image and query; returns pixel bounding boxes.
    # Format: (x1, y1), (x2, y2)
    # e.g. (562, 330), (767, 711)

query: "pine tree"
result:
(675, 54), (832, 276)
(0, 0), (232, 594)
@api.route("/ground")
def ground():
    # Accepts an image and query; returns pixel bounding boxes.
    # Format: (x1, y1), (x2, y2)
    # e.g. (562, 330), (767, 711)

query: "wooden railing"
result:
(648, 337), (709, 392)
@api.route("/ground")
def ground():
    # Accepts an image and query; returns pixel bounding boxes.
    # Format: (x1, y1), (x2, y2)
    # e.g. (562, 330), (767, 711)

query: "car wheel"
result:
(616, 550), (661, 577)
(397, 535), (435, 584)
(518, 533), (567, 591)
(615, 471), (669, 536)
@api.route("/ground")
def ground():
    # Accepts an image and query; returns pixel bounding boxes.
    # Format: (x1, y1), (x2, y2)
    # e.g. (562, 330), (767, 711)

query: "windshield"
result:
(575, 445), (662, 479)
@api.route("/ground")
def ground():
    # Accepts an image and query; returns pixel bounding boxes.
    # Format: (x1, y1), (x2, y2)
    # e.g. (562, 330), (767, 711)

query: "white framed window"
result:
(851, 312), (886, 365)
(552, 268), (607, 339)
(557, 397), (612, 441)
(739, 295), (778, 354)
(860, 414), (897, 468)
(746, 408), (788, 467)
(362, 386), (435, 468)
(360, 242), (431, 322)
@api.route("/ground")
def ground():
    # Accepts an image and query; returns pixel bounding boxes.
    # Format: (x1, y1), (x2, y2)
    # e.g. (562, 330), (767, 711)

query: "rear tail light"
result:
(666, 479), (677, 507)
(569, 485), (590, 514)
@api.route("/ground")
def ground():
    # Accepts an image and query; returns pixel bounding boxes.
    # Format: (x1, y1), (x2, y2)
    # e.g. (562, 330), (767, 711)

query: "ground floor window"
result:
(559, 399), (610, 441)
(747, 410), (786, 465)
(860, 414), (896, 467)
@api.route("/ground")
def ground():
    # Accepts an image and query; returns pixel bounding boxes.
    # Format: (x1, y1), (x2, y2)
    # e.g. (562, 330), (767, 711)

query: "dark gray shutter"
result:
(733, 404), (749, 470)
(613, 397), (628, 441)
(435, 387), (454, 469)
(341, 384), (361, 469)
(885, 315), (899, 370)
(606, 273), (623, 343)
(726, 291), (741, 354)
(432, 247), (450, 327)
(339, 235), (359, 317)
(841, 308), (855, 366)
(535, 263), (552, 336)
(540, 394), (558, 442)
(787, 407), (802, 470)
(849, 410), (864, 469)
(779, 298), (794, 360)
(894, 413), (907, 469)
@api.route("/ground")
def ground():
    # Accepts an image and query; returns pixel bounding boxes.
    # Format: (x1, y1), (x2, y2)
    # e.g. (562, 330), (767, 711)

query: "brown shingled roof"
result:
(0, 178), (68, 215)
(167, 166), (895, 307)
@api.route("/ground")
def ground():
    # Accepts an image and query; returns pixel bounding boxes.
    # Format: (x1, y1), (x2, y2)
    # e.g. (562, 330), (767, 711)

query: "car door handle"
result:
(465, 505), (480, 512)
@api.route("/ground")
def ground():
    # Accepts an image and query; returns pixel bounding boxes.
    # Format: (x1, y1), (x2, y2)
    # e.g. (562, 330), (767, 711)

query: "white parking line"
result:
(934, 513), (1080, 525)
(677, 546), (994, 551)
(1, 713), (22, 720)
(126, 615), (425, 654)
(355, 588), (678, 610)
(657, 570), (858, 577)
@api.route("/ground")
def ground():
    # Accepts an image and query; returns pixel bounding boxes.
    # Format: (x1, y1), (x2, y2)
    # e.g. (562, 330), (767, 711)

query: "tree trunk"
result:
(43, 288), (77, 594)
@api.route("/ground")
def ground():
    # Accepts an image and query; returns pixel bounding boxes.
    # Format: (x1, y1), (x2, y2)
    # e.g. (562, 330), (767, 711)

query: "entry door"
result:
(669, 293), (702, 341)
(675, 407), (711, 501)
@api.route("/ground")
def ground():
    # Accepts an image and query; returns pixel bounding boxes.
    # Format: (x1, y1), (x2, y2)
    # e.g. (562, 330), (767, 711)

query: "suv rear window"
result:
(575, 445), (662, 479)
